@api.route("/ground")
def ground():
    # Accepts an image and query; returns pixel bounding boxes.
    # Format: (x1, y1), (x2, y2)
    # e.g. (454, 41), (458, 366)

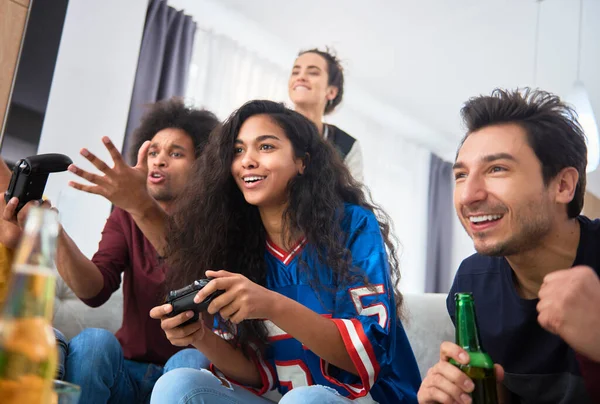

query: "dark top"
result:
(447, 216), (600, 403)
(577, 354), (600, 403)
(81, 208), (183, 365)
(326, 124), (356, 160)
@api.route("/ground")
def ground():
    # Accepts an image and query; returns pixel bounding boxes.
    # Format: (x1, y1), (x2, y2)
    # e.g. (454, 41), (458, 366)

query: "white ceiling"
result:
(218, 0), (600, 191)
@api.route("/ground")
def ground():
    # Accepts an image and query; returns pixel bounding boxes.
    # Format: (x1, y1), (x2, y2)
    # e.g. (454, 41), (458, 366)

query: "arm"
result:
(55, 228), (104, 299)
(0, 156), (117, 302)
(0, 197), (106, 300)
(56, 209), (129, 304)
(68, 137), (169, 255)
(191, 295), (357, 390)
(188, 269), (359, 392)
(536, 266), (600, 403)
(269, 293), (357, 375)
(199, 271), (358, 374)
(194, 328), (262, 387)
(150, 304), (262, 387)
(127, 199), (169, 255)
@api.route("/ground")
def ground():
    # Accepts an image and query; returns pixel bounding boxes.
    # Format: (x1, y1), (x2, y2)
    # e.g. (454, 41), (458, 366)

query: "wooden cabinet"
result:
(0, 0), (31, 136)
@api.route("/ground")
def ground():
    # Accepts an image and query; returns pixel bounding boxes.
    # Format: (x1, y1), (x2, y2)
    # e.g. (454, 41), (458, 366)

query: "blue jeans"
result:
(150, 368), (370, 404)
(65, 328), (209, 404)
(54, 328), (68, 380)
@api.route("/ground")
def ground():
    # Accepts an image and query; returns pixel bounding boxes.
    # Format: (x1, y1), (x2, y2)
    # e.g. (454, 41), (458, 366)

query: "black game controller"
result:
(4, 153), (73, 212)
(166, 279), (224, 327)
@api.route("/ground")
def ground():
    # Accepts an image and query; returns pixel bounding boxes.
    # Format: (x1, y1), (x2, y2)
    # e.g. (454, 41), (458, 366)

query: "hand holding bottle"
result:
(418, 341), (504, 404)
(418, 293), (504, 404)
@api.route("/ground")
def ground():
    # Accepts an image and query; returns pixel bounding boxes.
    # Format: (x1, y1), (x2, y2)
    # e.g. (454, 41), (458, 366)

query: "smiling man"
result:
(417, 88), (600, 404)
(48, 99), (219, 404)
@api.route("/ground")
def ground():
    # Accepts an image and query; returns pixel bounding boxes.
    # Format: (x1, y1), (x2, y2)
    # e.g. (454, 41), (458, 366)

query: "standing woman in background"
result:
(289, 48), (364, 182)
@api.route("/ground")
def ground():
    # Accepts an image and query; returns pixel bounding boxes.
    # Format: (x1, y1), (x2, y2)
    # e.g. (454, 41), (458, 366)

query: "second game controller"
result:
(166, 279), (224, 327)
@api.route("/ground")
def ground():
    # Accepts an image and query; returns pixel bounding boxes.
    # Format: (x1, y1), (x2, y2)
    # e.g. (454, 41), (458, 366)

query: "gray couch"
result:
(53, 277), (124, 340)
(53, 278), (454, 380)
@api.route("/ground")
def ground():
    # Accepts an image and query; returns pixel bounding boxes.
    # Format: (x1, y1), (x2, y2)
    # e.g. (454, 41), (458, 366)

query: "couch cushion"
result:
(53, 276), (124, 340)
(403, 293), (454, 379)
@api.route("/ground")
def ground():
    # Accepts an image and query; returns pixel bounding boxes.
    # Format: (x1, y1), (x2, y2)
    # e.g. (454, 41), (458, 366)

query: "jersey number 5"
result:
(350, 285), (388, 329)
(276, 360), (313, 390)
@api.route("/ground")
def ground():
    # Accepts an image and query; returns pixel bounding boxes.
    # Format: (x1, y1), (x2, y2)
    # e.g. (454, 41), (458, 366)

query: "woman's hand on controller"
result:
(149, 303), (213, 347)
(196, 270), (278, 324)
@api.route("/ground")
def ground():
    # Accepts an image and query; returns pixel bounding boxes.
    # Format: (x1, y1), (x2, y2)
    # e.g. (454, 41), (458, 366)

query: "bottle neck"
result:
(2, 265), (55, 320)
(455, 298), (484, 352)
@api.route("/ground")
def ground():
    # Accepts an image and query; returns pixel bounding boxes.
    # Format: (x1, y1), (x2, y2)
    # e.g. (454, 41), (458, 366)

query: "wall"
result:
(37, 0), (147, 258)
(450, 207), (474, 286)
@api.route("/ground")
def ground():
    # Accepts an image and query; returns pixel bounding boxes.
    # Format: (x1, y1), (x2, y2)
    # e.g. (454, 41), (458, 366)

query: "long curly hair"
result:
(165, 100), (402, 356)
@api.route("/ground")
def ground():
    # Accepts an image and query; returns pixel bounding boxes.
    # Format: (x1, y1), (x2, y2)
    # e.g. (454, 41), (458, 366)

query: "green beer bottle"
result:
(451, 292), (498, 404)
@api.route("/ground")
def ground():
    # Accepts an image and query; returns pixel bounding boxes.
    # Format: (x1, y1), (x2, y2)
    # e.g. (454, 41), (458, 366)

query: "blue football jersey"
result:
(217, 204), (420, 403)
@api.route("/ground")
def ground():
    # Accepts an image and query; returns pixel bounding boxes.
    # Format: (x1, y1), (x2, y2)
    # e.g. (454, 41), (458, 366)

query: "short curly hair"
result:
(298, 47), (344, 115)
(128, 98), (220, 163)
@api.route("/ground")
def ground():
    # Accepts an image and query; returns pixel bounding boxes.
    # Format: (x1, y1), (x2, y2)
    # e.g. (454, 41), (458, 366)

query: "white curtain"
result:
(185, 28), (290, 120)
